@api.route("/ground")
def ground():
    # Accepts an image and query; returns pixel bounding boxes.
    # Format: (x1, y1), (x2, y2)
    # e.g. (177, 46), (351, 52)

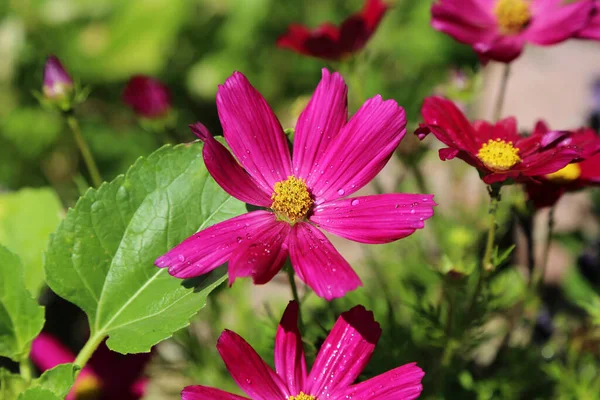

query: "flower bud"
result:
(43, 55), (74, 101)
(123, 75), (171, 119)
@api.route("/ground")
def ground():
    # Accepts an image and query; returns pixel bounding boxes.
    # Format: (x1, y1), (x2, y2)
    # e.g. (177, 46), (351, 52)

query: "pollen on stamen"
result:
(288, 392), (316, 400)
(494, 0), (531, 34)
(477, 138), (522, 171)
(271, 176), (313, 223)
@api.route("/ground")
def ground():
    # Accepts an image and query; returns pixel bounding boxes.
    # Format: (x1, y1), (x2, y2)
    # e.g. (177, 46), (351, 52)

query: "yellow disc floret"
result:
(494, 0), (532, 34)
(271, 176), (313, 223)
(477, 138), (522, 171)
(74, 374), (102, 400)
(545, 163), (581, 183)
(289, 392), (316, 400)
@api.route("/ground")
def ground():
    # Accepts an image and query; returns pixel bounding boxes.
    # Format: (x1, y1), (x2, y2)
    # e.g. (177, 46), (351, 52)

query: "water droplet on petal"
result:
(177, 254), (186, 262)
(351, 199), (359, 206)
(337, 189), (345, 195)
(236, 237), (242, 243)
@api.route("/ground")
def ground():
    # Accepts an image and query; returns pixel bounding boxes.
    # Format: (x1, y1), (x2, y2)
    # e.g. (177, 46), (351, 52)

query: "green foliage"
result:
(0, 369), (27, 400)
(45, 143), (244, 353)
(17, 387), (62, 400)
(0, 246), (45, 362)
(0, 188), (63, 294)
(27, 364), (78, 399)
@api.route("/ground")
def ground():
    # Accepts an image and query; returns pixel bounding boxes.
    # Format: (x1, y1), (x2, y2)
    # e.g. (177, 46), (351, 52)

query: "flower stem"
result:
(411, 164), (429, 195)
(493, 64), (511, 122)
(536, 206), (555, 291)
(19, 358), (32, 382)
(66, 115), (103, 188)
(73, 333), (105, 371)
(286, 265), (304, 331)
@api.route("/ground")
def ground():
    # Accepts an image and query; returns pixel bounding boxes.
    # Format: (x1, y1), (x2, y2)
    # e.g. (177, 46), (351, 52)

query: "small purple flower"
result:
(43, 55), (74, 100)
(123, 75), (171, 119)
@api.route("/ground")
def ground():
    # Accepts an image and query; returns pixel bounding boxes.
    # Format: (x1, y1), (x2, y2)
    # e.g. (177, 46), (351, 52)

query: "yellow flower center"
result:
(271, 176), (313, 223)
(477, 139), (522, 171)
(289, 393), (316, 400)
(494, 0), (531, 34)
(74, 374), (102, 400)
(545, 163), (581, 183)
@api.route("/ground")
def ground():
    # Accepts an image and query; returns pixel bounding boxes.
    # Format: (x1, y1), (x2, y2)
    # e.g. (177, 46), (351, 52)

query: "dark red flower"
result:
(415, 96), (582, 185)
(525, 121), (600, 208)
(276, 0), (388, 61)
(123, 75), (171, 119)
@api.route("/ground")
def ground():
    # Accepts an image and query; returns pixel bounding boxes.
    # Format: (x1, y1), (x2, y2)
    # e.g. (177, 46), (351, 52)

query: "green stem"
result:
(66, 115), (103, 188)
(19, 359), (32, 382)
(286, 266), (304, 332)
(536, 206), (555, 291)
(73, 334), (105, 371)
(493, 64), (511, 122)
(411, 164), (429, 195)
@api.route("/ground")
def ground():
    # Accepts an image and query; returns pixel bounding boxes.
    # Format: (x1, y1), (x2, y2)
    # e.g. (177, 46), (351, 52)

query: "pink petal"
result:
(216, 72), (292, 192)
(31, 333), (76, 370)
(288, 223), (362, 300)
(306, 305), (382, 397)
(334, 362), (425, 400)
(190, 123), (272, 207)
(155, 211), (277, 278)
(526, 0), (594, 45)
(182, 385), (249, 400)
(274, 301), (307, 395)
(431, 0), (495, 45)
(293, 69), (348, 185)
(310, 194), (436, 244)
(309, 95), (406, 203)
(439, 148), (460, 160)
(217, 330), (288, 399)
(577, 5), (600, 40)
(228, 219), (290, 285)
(474, 34), (525, 63)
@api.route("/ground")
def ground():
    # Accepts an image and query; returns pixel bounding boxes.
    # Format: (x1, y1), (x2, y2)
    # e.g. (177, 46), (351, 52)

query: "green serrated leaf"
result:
(45, 143), (245, 354)
(29, 364), (78, 398)
(17, 387), (61, 400)
(0, 368), (27, 400)
(0, 188), (63, 295)
(0, 246), (45, 362)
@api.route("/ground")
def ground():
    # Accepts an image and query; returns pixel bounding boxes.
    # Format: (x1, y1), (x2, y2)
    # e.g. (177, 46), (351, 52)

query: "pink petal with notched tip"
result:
(288, 222), (361, 300)
(190, 123), (272, 207)
(216, 72), (292, 193)
(217, 330), (288, 399)
(310, 194), (436, 244)
(155, 211), (277, 279)
(293, 69), (348, 185)
(309, 95), (406, 204)
(274, 301), (307, 395)
(305, 305), (381, 397)
(181, 385), (249, 400)
(526, 0), (593, 45)
(227, 219), (290, 285)
(333, 362), (425, 400)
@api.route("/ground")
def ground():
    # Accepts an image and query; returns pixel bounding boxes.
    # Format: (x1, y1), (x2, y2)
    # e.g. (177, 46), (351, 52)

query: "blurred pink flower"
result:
(577, 1), (600, 40)
(30, 332), (151, 400)
(182, 301), (424, 400)
(155, 69), (435, 300)
(415, 96), (581, 184)
(43, 55), (74, 100)
(525, 122), (600, 208)
(431, 0), (594, 63)
(123, 75), (171, 118)
(276, 0), (388, 61)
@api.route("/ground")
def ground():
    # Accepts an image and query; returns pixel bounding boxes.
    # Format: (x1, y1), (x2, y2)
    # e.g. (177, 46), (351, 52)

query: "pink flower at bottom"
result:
(182, 301), (424, 400)
(155, 69), (436, 300)
(30, 333), (151, 400)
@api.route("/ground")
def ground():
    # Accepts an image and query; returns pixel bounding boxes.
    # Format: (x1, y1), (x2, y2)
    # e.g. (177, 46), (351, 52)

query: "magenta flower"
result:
(155, 69), (435, 300)
(416, 96), (581, 184)
(182, 301), (424, 400)
(43, 55), (74, 100)
(123, 75), (171, 118)
(577, 2), (600, 40)
(30, 333), (150, 400)
(431, 0), (594, 63)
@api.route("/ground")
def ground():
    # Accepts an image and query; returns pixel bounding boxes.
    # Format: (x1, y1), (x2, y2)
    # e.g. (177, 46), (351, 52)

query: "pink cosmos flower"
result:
(525, 122), (600, 208)
(30, 332), (151, 400)
(276, 0), (388, 61)
(431, 0), (594, 63)
(155, 69), (435, 300)
(182, 301), (424, 400)
(43, 55), (74, 100)
(577, 1), (600, 40)
(123, 75), (171, 118)
(415, 96), (581, 184)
